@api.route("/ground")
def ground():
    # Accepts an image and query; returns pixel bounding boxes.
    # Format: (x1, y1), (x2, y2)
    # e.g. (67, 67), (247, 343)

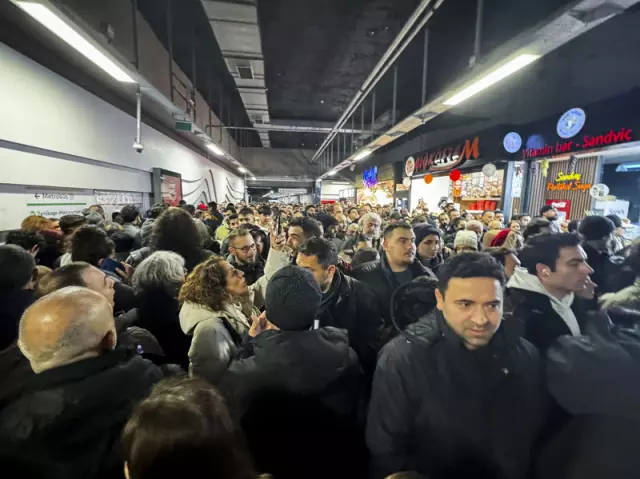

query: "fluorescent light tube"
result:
(353, 150), (371, 161)
(16, 2), (136, 83)
(443, 54), (540, 106)
(207, 143), (224, 156)
(238, 167), (247, 173)
(327, 170), (337, 176)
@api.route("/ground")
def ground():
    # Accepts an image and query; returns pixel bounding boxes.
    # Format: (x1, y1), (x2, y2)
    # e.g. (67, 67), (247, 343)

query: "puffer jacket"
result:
(179, 249), (290, 382)
(600, 279), (640, 312)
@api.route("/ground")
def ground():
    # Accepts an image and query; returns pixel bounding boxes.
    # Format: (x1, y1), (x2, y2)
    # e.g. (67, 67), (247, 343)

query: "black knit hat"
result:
(578, 215), (615, 241)
(265, 265), (322, 331)
(413, 224), (441, 246)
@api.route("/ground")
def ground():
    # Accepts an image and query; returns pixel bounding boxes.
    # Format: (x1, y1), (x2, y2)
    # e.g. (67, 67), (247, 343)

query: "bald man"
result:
(0, 287), (163, 478)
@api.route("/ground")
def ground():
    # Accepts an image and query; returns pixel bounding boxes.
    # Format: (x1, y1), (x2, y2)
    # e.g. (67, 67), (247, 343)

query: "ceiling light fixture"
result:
(15, 1), (136, 83)
(207, 143), (224, 156)
(238, 167), (247, 173)
(327, 170), (337, 176)
(443, 54), (540, 106)
(353, 150), (371, 161)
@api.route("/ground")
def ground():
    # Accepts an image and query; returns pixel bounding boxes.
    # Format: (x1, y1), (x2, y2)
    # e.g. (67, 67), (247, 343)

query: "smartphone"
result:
(276, 214), (282, 236)
(101, 257), (125, 274)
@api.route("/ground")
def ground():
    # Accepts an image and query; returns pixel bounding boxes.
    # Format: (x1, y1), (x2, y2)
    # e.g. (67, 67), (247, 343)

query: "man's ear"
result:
(435, 288), (445, 312)
(535, 263), (550, 279)
(327, 264), (337, 282)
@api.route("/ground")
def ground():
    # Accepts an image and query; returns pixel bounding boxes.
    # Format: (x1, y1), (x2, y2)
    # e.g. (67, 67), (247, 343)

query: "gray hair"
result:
(466, 220), (484, 231)
(358, 212), (382, 227)
(132, 251), (185, 292)
(19, 286), (114, 373)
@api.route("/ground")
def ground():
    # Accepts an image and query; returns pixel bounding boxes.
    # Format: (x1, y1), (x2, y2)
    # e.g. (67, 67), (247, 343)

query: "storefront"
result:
(404, 134), (509, 214)
(355, 164), (395, 206)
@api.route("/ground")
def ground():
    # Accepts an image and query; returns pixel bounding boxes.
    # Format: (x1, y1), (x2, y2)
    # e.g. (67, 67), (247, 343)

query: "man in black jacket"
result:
(0, 287), (163, 479)
(578, 215), (617, 295)
(228, 228), (265, 286)
(367, 253), (547, 479)
(506, 233), (594, 353)
(221, 266), (365, 479)
(353, 223), (435, 326)
(297, 238), (384, 378)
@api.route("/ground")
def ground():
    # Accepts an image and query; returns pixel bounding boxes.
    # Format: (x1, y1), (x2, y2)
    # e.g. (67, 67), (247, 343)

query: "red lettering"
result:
(461, 137), (480, 161)
(625, 129), (633, 141)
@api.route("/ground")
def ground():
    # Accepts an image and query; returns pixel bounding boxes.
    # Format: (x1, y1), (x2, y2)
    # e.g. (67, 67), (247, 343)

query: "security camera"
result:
(133, 142), (144, 153)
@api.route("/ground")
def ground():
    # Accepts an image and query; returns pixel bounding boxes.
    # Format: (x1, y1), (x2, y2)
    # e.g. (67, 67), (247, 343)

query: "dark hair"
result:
(224, 206), (237, 215)
(484, 247), (517, 267)
(518, 233), (581, 275)
(152, 209), (201, 261)
(121, 205), (140, 224)
(149, 204), (168, 220)
(522, 218), (551, 241)
(36, 262), (92, 298)
(305, 205), (317, 212)
(390, 211), (403, 221)
(347, 207), (358, 216)
(352, 247), (380, 267)
(70, 225), (113, 266)
(540, 205), (556, 215)
(112, 212), (122, 222)
(495, 209), (503, 215)
(122, 377), (255, 479)
(258, 206), (272, 216)
(178, 200), (187, 207)
(182, 204), (196, 216)
(110, 231), (135, 255)
(578, 215), (615, 241)
(298, 238), (338, 268)
(0, 244), (36, 292)
(59, 215), (87, 236)
(383, 222), (413, 240)
(437, 252), (506, 294)
(208, 201), (218, 210)
(626, 242), (640, 275)
(5, 230), (45, 255)
(228, 214), (239, 222)
(567, 220), (580, 233)
(238, 207), (254, 217)
(289, 217), (323, 240)
(250, 229), (269, 260)
(605, 214), (622, 228)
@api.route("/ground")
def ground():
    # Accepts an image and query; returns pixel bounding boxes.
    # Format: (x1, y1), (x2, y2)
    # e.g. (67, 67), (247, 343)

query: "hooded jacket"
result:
(352, 253), (435, 327)
(367, 311), (547, 479)
(220, 327), (366, 479)
(600, 279), (640, 312)
(179, 249), (290, 383)
(0, 349), (163, 479)
(506, 267), (585, 353)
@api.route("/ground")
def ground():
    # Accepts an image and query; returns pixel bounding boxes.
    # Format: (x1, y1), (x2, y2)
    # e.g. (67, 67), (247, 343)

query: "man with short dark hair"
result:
(238, 207), (259, 229)
(507, 233), (593, 352)
(523, 218), (551, 241)
(5, 230), (45, 259)
(220, 214), (242, 255)
(518, 214), (532, 229)
(120, 205), (141, 240)
(540, 205), (561, 233)
(287, 217), (324, 259)
(347, 207), (360, 224)
(367, 253), (547, 479)
(353, 223), (435, 326)
(228, 228), (264, 286)
(481, 209), (495, 228)
(578, 215), (617, 295)
(257, 206), (273, 230)
(297, 238), (383, 377)
(305, 204), (318, 217)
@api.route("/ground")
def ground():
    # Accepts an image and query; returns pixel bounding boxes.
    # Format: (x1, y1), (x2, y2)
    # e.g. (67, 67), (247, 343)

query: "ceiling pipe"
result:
(311, 0), (436, 162)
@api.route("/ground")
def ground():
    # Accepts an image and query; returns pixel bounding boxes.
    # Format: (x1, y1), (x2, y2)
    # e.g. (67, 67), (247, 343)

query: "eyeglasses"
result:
(233, 244), (257, 254)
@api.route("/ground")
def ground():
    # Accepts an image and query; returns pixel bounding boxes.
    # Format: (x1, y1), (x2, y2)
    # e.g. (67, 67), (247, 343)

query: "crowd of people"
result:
(1, 197), (640, 479)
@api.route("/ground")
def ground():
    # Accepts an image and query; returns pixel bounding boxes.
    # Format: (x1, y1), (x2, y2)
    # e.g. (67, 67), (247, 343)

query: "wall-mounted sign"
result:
(405, 157), (415, 176)
(557, 108), (586, 139)
(503, 132), (522, 153)
(547, 171), (591, 192)
(363, 166), (378, 188)
(524, 128), (633, 159)
(546, 199), (571, 222)
(407, 136), (480, 176)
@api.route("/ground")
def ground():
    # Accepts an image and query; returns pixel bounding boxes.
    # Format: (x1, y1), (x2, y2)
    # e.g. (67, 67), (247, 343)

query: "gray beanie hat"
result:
(454, 230), (479, 251)
(265, 265), (322, 331)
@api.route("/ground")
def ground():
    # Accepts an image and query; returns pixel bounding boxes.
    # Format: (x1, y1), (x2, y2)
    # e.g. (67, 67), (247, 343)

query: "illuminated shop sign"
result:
(523, 128), (633, 159)
(407, 136), (480, 176)
(547, 171), (592, 192)
(363, 167), (378, 188)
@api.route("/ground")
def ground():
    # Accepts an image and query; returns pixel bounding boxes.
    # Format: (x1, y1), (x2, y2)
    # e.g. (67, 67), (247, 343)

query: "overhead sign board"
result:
(406, 136), (480, 176)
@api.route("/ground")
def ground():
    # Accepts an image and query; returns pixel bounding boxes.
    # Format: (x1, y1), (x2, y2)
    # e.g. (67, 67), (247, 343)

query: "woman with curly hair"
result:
(179, 232), (289, 383)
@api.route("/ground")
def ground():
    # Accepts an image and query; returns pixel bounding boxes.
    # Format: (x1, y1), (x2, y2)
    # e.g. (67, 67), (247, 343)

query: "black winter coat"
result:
(366, 312), (547, 479)
(220, 327), (367, 479)
(0, 289), (34, 351)
(230, 257), (265, 286)
(317, 270), (384, 378)
(352, 254), (435, 327)
(0, 349), (163, 479)
(505, 288), (589, 354)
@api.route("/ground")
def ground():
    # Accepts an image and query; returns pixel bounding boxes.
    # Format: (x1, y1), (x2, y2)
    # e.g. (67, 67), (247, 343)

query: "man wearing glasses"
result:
(228, 228), (264, 285)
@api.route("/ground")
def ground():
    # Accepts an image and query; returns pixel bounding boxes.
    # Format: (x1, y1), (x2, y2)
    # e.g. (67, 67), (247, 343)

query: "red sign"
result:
(161, 174), (182, 206)
(410, 137), (480, 175)
(546, 199), (571, 222)
(523, 128), (633, 159)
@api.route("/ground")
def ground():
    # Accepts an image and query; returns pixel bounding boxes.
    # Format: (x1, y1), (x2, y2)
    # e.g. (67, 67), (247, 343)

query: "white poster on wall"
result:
(0, 185), (95, 231)
(94, 190), (144, 221)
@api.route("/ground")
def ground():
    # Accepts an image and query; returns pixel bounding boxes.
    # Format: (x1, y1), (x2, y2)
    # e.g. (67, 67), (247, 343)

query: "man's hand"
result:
(270, 228), (287, 252)
(116, 263), (133, 281)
